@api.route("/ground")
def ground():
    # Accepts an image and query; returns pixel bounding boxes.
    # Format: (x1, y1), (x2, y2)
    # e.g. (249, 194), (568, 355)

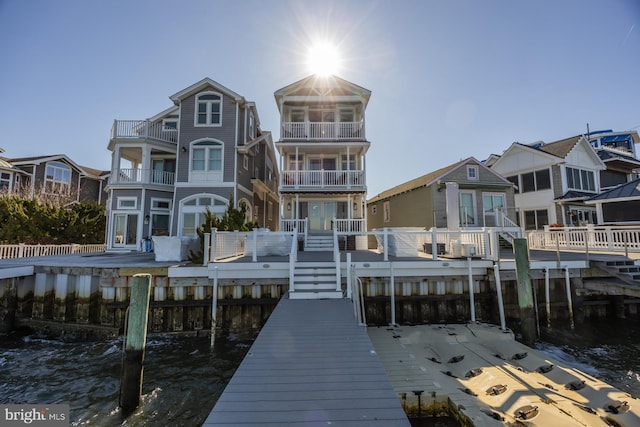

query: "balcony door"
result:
(113, 213), (138, 247)
(308, 201), (336, 232)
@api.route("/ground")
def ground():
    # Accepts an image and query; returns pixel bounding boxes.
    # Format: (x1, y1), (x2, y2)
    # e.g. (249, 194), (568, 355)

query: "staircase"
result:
(289, 261), (342, 299)
(590, 259), (640, 287)
(305, 234), (334, 251)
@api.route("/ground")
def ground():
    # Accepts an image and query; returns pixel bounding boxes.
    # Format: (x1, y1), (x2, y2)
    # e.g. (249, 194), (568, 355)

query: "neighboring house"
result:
(367, 157), (516, 231)
(585, 130), (640, 191)
(106, 77), (279, 251)
(274, 75), (370, 244)
(586, 177), (640, 224)
(0, 151), (108, 205)
(487, 135), (607, 229)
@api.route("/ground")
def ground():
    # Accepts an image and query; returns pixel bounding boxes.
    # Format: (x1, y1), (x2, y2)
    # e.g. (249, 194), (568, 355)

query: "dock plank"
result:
(203, 298), (411, 426)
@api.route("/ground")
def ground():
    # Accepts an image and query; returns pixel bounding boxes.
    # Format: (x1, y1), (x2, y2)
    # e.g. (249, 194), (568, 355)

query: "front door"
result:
(308, 201), (337, 231)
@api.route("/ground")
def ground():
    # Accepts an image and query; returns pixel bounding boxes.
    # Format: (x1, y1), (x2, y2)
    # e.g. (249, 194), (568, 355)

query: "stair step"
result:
(289, 290), (343, 300)
(295, 283), (337, 290)
(619, 267), (640, 273)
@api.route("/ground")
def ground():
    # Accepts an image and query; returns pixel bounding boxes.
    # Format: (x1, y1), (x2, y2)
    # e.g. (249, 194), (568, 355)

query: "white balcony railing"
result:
(281, 170), (364, 189)
(111, 120), (178, 144)
(114, 168), (175, 186)
(333, 219), (366, 233)
(281, 121), (364, 140)
(0, 244), (106, 259)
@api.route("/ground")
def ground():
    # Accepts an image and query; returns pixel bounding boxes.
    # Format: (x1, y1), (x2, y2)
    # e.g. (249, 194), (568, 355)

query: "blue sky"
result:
(1, 0), (638, 197)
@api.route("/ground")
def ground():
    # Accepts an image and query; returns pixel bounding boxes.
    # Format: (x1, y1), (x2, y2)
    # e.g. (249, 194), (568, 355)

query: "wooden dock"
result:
(203, 297), (411, 427)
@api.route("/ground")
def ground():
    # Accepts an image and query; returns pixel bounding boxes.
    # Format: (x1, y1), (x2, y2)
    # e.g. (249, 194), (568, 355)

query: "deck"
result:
(202, 298), (411, 427)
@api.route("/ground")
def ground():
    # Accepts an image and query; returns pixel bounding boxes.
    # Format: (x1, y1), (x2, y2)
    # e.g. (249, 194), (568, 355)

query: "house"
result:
(0, 150), (108, 205)
(586, 177), (640, 224)
(106, 78), (279, 251)
(367, 157), (517, 231)
(274, 75), (370, 249)
(487, 135), (607, 229)
(585, 130), (640, 191)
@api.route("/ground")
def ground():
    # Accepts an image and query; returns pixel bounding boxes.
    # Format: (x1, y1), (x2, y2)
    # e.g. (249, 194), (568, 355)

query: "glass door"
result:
(113, 213), (138, 247)
(308, 202), (337, 231)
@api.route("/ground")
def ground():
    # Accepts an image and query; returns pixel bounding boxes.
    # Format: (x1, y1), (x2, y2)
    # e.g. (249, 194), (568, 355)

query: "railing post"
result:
(383, 228), (389, 262)
(203, 232), (211, 265)
(252, 228), (258, 263)
(346, 253), (352, 300)
(210, 228), (217, 262)
(431, 227), (438, 261)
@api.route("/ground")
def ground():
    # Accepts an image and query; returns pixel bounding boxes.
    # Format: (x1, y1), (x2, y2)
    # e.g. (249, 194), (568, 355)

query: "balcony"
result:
(280, 170), (364, 191)
(281, 121), (364, 141)
(111, 120), (178, 144)
(112, 168), (175, 186)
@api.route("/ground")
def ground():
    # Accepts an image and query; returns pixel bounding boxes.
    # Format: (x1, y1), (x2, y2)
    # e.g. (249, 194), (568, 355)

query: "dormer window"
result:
(467, 165), (479, 180)
(195, 92), (222, 126)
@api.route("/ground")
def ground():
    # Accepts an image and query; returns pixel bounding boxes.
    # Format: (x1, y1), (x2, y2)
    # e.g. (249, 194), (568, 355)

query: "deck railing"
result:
(528, 225), (640, 254)
(280, 170), (364, 189)
(333, 219), (366, 233)
(281, 121), (364, 140)
(111, 119), (178, 143)
(0, 244), (106, 259)
(113, 168), (176, 186)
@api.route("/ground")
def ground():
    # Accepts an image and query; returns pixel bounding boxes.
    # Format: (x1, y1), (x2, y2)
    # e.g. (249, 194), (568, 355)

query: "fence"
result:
(528, 225), (640, 254)
(0, 244), (106, 259)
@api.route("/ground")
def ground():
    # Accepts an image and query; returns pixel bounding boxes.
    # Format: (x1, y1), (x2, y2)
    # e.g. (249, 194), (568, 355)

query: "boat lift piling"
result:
(119, 274), (151, 417)
(513, 238), (536, 346)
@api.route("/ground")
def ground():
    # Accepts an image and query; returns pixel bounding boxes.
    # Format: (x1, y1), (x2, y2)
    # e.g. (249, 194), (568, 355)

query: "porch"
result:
(280, 121), (364, 140)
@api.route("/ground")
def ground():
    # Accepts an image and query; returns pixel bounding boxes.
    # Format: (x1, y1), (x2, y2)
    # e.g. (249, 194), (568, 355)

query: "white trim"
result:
(178, 193), (229, 236)
(194, 91), (223, 127)
(459, 190), (477, 226)
(151, 197), (172, 210)
(117, 196), (137, 209)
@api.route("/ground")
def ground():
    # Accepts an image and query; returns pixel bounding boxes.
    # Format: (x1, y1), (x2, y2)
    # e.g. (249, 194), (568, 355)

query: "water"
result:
(2, 318), (639, 426)
(0, 333), (250, 426)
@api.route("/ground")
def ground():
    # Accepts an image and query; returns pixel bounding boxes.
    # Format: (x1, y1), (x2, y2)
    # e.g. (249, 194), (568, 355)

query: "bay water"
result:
(2, 316), (639, 426)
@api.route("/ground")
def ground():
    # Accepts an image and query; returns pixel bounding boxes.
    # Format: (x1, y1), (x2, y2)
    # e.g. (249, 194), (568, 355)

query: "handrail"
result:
(333, 222), (340, 293)
(0, 243), (106, 259)
(289, 227), (298, 294)
(528, 226), (640, 253)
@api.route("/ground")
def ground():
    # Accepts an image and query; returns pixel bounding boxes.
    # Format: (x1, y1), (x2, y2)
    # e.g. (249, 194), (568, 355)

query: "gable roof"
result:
(274, 74), (371, 110)
(368, 157), (510, 204)
(8, 154), (104, 177)
(170, 77), (244, 104)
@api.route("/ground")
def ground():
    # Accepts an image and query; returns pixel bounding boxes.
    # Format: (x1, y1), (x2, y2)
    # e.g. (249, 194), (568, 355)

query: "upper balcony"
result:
(280, 170), (365, 192)
(280, 121), (364, 141)
(112, 168), (176, 187)
(111, 120), (178, 144)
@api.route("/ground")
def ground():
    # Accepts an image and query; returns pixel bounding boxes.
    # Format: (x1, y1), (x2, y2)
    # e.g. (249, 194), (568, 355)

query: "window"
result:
(195, 92), (222, 126)
(0, 172), (11, 191)
(151, 198), (171, 210)
(524, 209), (548, 230)
(521, 172), (535, 192)
(535, 169), (551, 190)
(117, 197), (137, 209)
(243, 154), (249, 170)
(309, 109), (334, 122)
(162, 119), (178, 131)
(383, 201), (390, 222)
(191, 140), (223, 181)
(290, 109), (305, 122)
(566, 167), (596, 192)
(339, 108), (354, 123)
(180, 194), (227, 236)
(44, 161), (71, 194)
(288, 154), (303, 170)
(249, 113), (255, 139)
(466, 165), (479, 180)
(150, 197), (171, 237)
(341, 155), (356, 171)
(482, 193), (506, 227)
(459, 191), (476, 226)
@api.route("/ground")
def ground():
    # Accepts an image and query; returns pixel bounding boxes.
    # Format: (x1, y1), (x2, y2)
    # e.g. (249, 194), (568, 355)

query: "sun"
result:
(306, 42), (341, 77)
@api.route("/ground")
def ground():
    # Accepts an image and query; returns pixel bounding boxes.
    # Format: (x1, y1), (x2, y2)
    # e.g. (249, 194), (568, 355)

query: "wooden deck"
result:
(202, 297), (411, 427)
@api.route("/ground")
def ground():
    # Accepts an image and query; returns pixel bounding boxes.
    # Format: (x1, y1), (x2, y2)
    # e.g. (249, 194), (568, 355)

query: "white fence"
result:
(528, 226), (640, 254)
(0, 244), (106, 259)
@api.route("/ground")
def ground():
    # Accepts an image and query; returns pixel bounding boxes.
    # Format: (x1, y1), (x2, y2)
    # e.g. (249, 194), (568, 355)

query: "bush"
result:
(0, 196), (105, 244)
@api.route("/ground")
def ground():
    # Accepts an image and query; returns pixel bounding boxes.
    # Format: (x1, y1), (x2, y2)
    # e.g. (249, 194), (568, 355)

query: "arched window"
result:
(195, 92), (222, 126)
(190, 139), (224, 182)
(179, 194), (228, 236)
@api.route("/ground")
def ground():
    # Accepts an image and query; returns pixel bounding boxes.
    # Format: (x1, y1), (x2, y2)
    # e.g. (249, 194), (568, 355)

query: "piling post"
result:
(512, 238), (536, 346)
(467, 257), (476, 322)
(389, 262), (396, 326)
(544, 267), (551, 328)
(493, 264), (506, 331)
(211, 267), (219, 349)
(119, 274), (152, 417)
(563, 266), (575, 329)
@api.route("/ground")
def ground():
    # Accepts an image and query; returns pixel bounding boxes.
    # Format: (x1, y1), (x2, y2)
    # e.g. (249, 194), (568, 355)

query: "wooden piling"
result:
(119, 274), (152, 417)
(512, 238), (536, 346)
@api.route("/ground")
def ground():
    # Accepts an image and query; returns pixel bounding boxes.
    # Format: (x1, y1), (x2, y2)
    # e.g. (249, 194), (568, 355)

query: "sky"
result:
(1, 0), (639, 198)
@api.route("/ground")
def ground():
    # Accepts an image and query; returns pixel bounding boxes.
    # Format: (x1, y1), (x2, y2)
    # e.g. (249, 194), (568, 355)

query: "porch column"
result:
(142, 145), (152, 183)
(112, 146), (121, 181)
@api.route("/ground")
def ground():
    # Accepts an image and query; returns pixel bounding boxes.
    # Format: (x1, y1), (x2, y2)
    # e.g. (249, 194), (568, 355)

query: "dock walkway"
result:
(203, 297), (411, 427)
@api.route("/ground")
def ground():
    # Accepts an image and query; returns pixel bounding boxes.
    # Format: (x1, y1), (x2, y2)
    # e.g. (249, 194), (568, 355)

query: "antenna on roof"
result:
(586, 123), (590, 139)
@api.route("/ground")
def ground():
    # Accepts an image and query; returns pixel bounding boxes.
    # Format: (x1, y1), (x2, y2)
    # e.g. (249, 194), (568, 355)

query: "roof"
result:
(274, 74), (371, 110)
(170, 77), (244, 104)
(80, 166), (110, 178)
(536, 135), (581, 157)
(587, 178), (640, 203)
(7, 154), (105, 177)
(368, 157), (510, 204)
(554, 190), (595, 201)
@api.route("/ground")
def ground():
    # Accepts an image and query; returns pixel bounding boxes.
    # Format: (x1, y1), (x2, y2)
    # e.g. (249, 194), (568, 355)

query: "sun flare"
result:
(306, 42), (341, 76)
